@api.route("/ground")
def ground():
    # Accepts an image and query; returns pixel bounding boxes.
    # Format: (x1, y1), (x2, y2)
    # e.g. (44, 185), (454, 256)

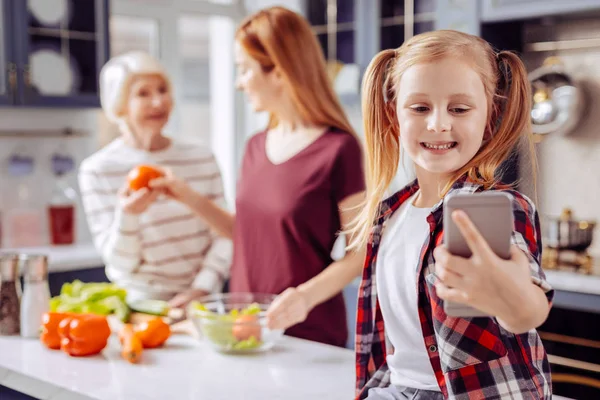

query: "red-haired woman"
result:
(151, 6), (365, 348)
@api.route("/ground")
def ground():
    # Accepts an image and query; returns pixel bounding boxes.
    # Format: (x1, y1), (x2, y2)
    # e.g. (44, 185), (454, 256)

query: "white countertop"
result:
(545, 269), (600, 296)
(4, 243), (103, 273)
(0, 334), (355, 400)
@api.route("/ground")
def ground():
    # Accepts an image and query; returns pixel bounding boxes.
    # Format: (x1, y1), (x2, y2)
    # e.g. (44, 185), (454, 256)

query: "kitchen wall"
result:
(0, 106), (213, 250)
(521, 17), (600, 256)
(0, 109), (101, 248)
(0, 0), (233, 250)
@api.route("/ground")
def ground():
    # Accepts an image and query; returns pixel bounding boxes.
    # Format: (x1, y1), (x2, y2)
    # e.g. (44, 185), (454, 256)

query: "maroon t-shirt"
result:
(230, 128), (365, 347)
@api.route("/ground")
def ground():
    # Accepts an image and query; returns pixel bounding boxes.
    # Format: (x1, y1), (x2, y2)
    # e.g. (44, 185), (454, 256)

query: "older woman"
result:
(78, 51), (232, 307)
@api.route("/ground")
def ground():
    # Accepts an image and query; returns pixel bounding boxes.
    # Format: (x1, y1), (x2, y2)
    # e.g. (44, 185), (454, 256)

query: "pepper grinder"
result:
(19, 254), (50, 338)
(0, 253), (22, 335)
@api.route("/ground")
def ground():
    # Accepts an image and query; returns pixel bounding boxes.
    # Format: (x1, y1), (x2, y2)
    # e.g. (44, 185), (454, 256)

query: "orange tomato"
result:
(58, 314), (111, 357)
(135, 317), (171, 349)
(119, 324), (143, 363)
(40, 312), (73, 350)
(232, 315), (262, 341)
(127, 165), (164, 191)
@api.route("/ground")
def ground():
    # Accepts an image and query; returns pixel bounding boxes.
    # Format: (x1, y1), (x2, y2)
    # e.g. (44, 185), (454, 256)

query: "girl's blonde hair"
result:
(235, 6), (355, 135)
(349, 30), (534, 249)
(99, 51), (172, 124)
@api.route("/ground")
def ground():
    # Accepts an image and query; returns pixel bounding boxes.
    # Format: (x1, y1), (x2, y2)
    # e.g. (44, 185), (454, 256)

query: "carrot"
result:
(119, 324), (143, 364)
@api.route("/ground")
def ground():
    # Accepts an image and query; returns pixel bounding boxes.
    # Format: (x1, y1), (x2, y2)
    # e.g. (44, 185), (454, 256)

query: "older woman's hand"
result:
(168, 288), (209, 309)
(149, 167), (196, 205)
(119, 186), (161, 215)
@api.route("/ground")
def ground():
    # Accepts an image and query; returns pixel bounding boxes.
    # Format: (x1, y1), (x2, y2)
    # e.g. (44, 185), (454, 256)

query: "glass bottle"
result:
(48, 173), (77, 245)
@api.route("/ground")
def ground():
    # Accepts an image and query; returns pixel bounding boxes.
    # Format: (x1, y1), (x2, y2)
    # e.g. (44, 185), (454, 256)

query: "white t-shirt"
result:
(375, 192), (439, 390)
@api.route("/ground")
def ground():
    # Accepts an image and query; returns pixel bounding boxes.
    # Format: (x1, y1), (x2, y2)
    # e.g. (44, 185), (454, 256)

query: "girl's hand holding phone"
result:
(433, 210), (533, 321)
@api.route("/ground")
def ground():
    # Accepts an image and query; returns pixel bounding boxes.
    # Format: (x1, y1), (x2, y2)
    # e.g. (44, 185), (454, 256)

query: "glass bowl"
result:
(188, 292), (284, 354)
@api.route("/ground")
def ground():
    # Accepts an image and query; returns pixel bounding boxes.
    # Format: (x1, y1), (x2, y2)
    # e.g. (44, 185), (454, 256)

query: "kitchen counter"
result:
(545, 269), (600, 296)
(4, 243), (103, 273)
(0, 334), (354, 400)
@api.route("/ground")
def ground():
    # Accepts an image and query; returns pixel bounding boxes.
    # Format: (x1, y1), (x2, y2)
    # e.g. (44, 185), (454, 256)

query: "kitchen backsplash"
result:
(0, 109), (101, 248)
(520, 17), (600, 256)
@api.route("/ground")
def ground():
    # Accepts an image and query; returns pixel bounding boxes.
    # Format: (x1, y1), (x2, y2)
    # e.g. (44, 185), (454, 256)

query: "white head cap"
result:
(99, 51), (172, 123)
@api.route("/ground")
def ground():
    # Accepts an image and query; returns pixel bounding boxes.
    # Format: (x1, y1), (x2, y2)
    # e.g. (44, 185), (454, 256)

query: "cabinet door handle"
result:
(539, 331), (600, 349)
(6, 62), (17, 104)
(7, 62), (17, 104)
(22, 64), (34, 103)
(548, 354), (600, 374)
(23, 64), (31, 88)
(551, 373), (600, 389)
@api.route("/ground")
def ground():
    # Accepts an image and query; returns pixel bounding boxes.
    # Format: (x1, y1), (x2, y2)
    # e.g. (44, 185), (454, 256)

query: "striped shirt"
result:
(78, 138), (232, 300)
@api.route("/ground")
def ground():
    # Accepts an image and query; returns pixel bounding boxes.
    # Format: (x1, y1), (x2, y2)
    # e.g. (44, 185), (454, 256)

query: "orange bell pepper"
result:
(40, 312), (72, 350)
(135, 317), (171, 348)
(58, 314), (111, 357)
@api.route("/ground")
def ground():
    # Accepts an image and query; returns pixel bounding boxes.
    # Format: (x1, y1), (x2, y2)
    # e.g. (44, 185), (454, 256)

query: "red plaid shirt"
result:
(355, 178), (553, 400)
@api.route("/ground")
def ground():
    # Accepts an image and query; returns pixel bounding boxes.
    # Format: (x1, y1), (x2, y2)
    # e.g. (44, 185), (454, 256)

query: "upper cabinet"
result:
(1, 0), (110, 108)
(481, 0), (600, 22)
(307, 0), (356, 64)
(303, 0), (442, 100)
(380, 0), (436, 50)
(306, 0), (361, 102)
(0, 0), (14, 105)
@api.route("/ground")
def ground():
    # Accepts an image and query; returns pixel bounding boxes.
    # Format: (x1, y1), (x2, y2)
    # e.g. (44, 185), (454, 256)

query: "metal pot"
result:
(529, 57), (585, 137)
(545, 208), (596, 252)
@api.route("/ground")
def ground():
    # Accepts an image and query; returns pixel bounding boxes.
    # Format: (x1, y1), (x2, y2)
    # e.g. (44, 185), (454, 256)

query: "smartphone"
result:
(442, 192), (514, 317)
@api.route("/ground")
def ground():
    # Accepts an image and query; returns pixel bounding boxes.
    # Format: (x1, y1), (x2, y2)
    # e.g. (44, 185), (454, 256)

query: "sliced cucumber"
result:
(113, 300), (132, 322)
(128, 299), (170, 316)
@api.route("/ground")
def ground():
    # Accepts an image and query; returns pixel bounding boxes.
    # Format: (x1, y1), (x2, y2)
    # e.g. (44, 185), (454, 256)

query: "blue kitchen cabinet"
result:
(306, 0), (360, 105)
(481, 0), (600, 23)
(307, 0), (356, 64)
(0, 385), (38, 400)
(1, 0), (109, 108)
(0, 0), (15, 105)
(379, 0), (437, 51)
(538, 298), (600, 399)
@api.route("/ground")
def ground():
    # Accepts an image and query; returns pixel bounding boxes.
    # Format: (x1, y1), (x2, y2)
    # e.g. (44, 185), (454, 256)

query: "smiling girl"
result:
(351, 30), (553, 400)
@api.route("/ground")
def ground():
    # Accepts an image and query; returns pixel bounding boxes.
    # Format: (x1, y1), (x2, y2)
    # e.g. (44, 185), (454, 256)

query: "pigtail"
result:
(449, 50), (534, 193)
(492, 51), (533, 170)
(347, 49), (398, 250)
(496, 51), (538, 193)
